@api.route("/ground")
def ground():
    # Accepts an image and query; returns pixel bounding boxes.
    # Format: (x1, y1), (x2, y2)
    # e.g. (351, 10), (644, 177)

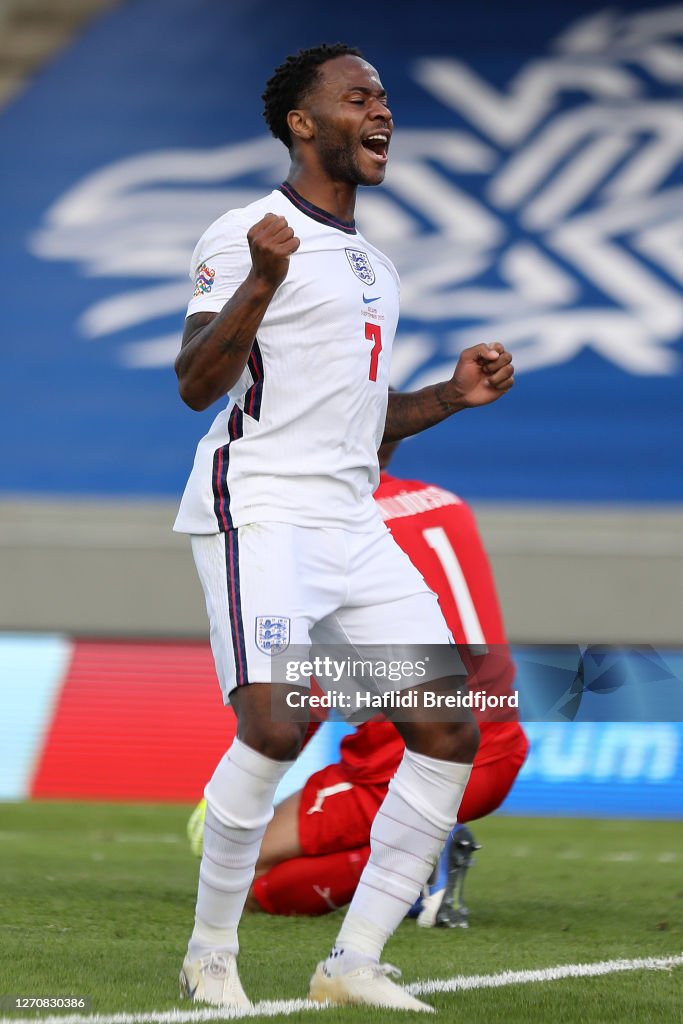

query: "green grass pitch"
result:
(0, 802), (681, 1022)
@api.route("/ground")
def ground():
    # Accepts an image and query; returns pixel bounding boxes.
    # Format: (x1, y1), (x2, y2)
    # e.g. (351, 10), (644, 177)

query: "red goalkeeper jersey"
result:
(338, 473), (524, 783)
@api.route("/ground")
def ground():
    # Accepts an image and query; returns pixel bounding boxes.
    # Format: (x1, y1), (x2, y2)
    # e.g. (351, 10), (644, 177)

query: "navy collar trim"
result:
(279, 182), (357, 234)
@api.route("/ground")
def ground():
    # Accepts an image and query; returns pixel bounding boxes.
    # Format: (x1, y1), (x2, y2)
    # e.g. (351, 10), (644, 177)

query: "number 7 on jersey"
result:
(364, 323), (382, 381)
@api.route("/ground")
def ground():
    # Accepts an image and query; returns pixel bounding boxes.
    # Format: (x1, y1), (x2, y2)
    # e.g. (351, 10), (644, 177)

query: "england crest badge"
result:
(255, 616), (290, 654)
(345, 248), (375, 285)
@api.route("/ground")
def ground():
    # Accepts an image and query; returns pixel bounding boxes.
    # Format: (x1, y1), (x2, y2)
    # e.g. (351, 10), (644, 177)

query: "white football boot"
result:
(309, 960), (435, 1013)
(179, 951), (251, 1009)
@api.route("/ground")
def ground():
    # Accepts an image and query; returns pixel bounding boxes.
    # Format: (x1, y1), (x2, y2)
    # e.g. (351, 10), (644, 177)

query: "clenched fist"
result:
(445, 342), (515, 409)
(247, 213), (300, 290)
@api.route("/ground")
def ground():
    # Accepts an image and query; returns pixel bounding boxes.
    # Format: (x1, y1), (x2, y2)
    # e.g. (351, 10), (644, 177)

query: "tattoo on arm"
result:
(435, 382), (458, 416)
(175, 275), (276, 409)
(382, 385), (466, 444)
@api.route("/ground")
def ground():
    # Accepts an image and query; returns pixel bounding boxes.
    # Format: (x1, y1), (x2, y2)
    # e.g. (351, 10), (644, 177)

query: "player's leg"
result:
(186, 720), (325, 861)
(181, 695), (304, 1006)
(311, 528), (476, 1011)
(324, 701), (477, 950)
(183, 704), (305, 1005)
(252, 789), (303, 880)
(310, 686), (476, 1011)
(253, 733), (529, 922)
(250, 764), (385, 914)
(181, 525), (336, 1007)
(417, 730), (529, 928)
(412, 756), (494, 932)
(253, 847), (371, 915)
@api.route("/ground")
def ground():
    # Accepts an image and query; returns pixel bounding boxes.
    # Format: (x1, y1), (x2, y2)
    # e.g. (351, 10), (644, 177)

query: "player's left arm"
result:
(382, 342), (513, 443)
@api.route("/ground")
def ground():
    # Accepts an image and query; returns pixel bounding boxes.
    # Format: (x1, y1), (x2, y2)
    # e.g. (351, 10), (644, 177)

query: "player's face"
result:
(306, 55), (393, 187)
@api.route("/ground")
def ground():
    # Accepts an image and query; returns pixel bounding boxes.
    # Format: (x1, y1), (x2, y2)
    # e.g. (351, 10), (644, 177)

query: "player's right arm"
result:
(175, 214), (299, 410)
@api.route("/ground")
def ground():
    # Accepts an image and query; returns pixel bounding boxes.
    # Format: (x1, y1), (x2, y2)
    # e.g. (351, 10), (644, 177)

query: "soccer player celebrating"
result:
(174, 43), (514, 1012)
(188, 442), (529, 924)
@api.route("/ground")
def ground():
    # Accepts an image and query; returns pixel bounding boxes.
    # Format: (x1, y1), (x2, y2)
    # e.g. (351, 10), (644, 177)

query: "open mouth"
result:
(362, 133), (390, 163)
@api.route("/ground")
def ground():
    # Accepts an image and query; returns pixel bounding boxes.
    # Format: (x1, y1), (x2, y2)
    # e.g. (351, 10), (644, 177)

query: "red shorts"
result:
(298, 734), (529, 855)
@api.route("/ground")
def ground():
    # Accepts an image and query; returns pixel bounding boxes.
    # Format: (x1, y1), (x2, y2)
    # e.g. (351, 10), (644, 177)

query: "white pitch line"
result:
(0, 1004), (325, 1024)
(2, 953), (682, 1024)
(407, 952), (683, 996)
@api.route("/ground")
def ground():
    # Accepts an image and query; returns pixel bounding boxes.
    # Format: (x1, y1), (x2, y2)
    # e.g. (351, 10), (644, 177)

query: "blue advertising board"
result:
(1, 0), (682, 501)
(501, 721), (683, 819)
(283, 721), (683, 820)
(0, 633), (680, 817)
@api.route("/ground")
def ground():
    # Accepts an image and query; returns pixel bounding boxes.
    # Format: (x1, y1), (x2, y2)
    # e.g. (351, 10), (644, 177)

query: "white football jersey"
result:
(174, 185), (400, 535)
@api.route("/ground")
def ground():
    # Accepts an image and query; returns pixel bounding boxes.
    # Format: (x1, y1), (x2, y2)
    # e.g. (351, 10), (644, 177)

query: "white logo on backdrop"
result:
(30, 5), (683, 380)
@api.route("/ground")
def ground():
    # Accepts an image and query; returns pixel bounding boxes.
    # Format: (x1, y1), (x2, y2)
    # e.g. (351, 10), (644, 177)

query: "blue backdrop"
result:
(280, 718), (683, 819)
(2, 0), (682, 501)
(501, 720), (683, 819)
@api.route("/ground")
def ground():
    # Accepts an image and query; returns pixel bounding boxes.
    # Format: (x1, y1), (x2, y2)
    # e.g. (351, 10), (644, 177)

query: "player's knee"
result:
(414, 719), (479, 763)
(446, 719), (480, 762)
(238, 720), (307, 762)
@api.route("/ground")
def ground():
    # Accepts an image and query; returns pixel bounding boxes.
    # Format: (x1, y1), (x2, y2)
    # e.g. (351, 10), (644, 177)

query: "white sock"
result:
(187, 737), (292, 960)
(326, 748), (472, 973)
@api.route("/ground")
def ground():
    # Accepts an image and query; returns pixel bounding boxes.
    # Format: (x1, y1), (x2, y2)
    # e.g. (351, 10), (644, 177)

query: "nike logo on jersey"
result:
(363, 294), (381, 304)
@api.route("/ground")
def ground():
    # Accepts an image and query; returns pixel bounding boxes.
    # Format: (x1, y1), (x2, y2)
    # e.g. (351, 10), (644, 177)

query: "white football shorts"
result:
(190, 520), (456, 700)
